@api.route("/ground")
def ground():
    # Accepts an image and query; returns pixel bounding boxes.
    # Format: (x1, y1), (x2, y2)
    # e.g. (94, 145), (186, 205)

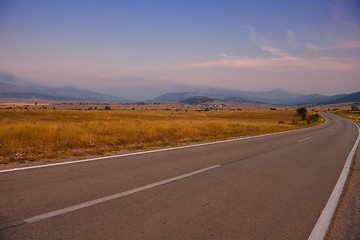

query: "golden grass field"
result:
(0, 108), (322, 164)
(335, 110), (360, 124)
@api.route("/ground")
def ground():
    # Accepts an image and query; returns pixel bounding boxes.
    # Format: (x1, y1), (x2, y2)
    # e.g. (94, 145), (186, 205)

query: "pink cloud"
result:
(180, 25), (360, 72)
(261, 46), (296, 60)
(180, 54), (360, 71)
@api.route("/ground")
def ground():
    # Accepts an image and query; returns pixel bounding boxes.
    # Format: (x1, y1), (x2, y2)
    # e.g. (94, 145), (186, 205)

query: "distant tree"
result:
(296, 107), (307, 120)
(307, 114), (320, 122)
(104, 105), (111, 110)
(350, 104), (359, 111)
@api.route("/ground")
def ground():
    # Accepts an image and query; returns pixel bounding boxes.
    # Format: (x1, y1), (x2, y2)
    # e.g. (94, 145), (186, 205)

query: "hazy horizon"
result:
(0, 1), (359, 100)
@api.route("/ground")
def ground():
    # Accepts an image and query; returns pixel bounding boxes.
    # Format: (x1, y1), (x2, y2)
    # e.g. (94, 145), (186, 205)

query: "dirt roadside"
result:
(326, 143), (360, 240)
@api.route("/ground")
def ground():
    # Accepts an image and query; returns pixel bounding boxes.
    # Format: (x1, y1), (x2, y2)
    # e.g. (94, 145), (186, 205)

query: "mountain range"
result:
(0, 73), (359, 105)
(0, 77), (129, 102)
(156, 88), (359, 105)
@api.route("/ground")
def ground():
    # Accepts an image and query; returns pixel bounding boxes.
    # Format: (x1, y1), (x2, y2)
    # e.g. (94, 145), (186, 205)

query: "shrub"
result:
(350, 104), (359, 111)
(296, 107), (307, 120)
(307, 113), (320, 122)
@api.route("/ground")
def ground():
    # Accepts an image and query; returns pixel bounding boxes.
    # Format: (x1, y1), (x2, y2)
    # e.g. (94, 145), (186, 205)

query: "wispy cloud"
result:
(241, 25), (271, 47)
(329, 4), (357, 30)
(182, 54), (359, 71)
(305, 41), (360, 52)
(287, 30), (296, 43)
(261, 46), (295, 60)
(179, 19), (360, 71)
(305, 4), (360, 51)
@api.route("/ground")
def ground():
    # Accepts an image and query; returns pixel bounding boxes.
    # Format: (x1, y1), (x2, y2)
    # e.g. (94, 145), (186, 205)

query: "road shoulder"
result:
(326, 143), (360, 239)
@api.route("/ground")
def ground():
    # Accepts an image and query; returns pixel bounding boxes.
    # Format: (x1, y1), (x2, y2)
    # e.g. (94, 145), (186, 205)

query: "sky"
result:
(0, 0), (359, 100)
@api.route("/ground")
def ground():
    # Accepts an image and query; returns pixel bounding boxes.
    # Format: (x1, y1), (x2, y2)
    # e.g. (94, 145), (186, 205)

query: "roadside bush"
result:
(307, 114), (320, 122)
(350, 104), (359, 111)
(296, 107), (307, 120)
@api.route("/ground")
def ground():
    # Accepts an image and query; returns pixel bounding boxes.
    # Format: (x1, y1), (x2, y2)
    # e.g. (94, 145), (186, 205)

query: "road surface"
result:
(0, 112), (358, 240)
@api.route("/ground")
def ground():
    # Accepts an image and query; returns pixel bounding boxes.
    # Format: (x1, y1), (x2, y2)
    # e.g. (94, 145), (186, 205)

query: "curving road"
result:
(0, 113), (358, 240)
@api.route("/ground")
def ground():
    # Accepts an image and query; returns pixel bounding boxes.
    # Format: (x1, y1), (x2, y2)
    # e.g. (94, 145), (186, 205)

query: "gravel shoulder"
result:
(326, 143), (360, 240)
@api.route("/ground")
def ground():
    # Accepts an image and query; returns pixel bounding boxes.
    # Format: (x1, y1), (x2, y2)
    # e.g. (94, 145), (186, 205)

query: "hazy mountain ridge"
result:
(320, 91), (360, 104)
(0, 82), (28, 93)
(0, 78), (129, 102)
(179, 95), (256, 105)
(154, 92), (200, 102)
(179, 96), (215, 104)
(156, 88), (359, 105)
(1, 73), (358, 104)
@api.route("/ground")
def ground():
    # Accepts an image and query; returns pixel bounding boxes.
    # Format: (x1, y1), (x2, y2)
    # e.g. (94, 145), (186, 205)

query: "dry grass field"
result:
(335, 110), (360, 123)
(0, 107), (322, 164)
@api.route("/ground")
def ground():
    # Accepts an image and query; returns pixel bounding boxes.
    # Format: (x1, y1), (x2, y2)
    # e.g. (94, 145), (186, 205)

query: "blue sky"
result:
(0, 0), (359, 100)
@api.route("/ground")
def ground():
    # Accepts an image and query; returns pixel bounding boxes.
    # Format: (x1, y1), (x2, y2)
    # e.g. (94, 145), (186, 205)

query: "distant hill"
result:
(33, 87), (129, 102)
(0, 91), (66, 100)
(0, 80), (129, 102)
(155, 92), (200, 102)
(155, 89), (300, 104)
(320, 91), (360, 104)
(180, 96), (215, 104)
(2, 73), (358, 104)
(0, 82), (27, 92)
(156, 89), (307, 104)
(156, 88), (360, 105)
(179, 95), (256, 105)
(223, 96), (253, 103)
(156, 91), (257, 102)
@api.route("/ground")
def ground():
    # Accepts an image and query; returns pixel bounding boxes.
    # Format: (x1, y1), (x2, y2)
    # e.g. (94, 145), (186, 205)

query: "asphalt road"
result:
(0, 113), (358, 240)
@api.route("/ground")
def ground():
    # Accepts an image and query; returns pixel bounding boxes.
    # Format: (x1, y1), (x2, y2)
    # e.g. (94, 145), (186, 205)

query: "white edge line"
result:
(24, 164), (220, 223)
(308, 115), (360, 240)
(0, 113), (328, 173)
(297, 136), (313, 142)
